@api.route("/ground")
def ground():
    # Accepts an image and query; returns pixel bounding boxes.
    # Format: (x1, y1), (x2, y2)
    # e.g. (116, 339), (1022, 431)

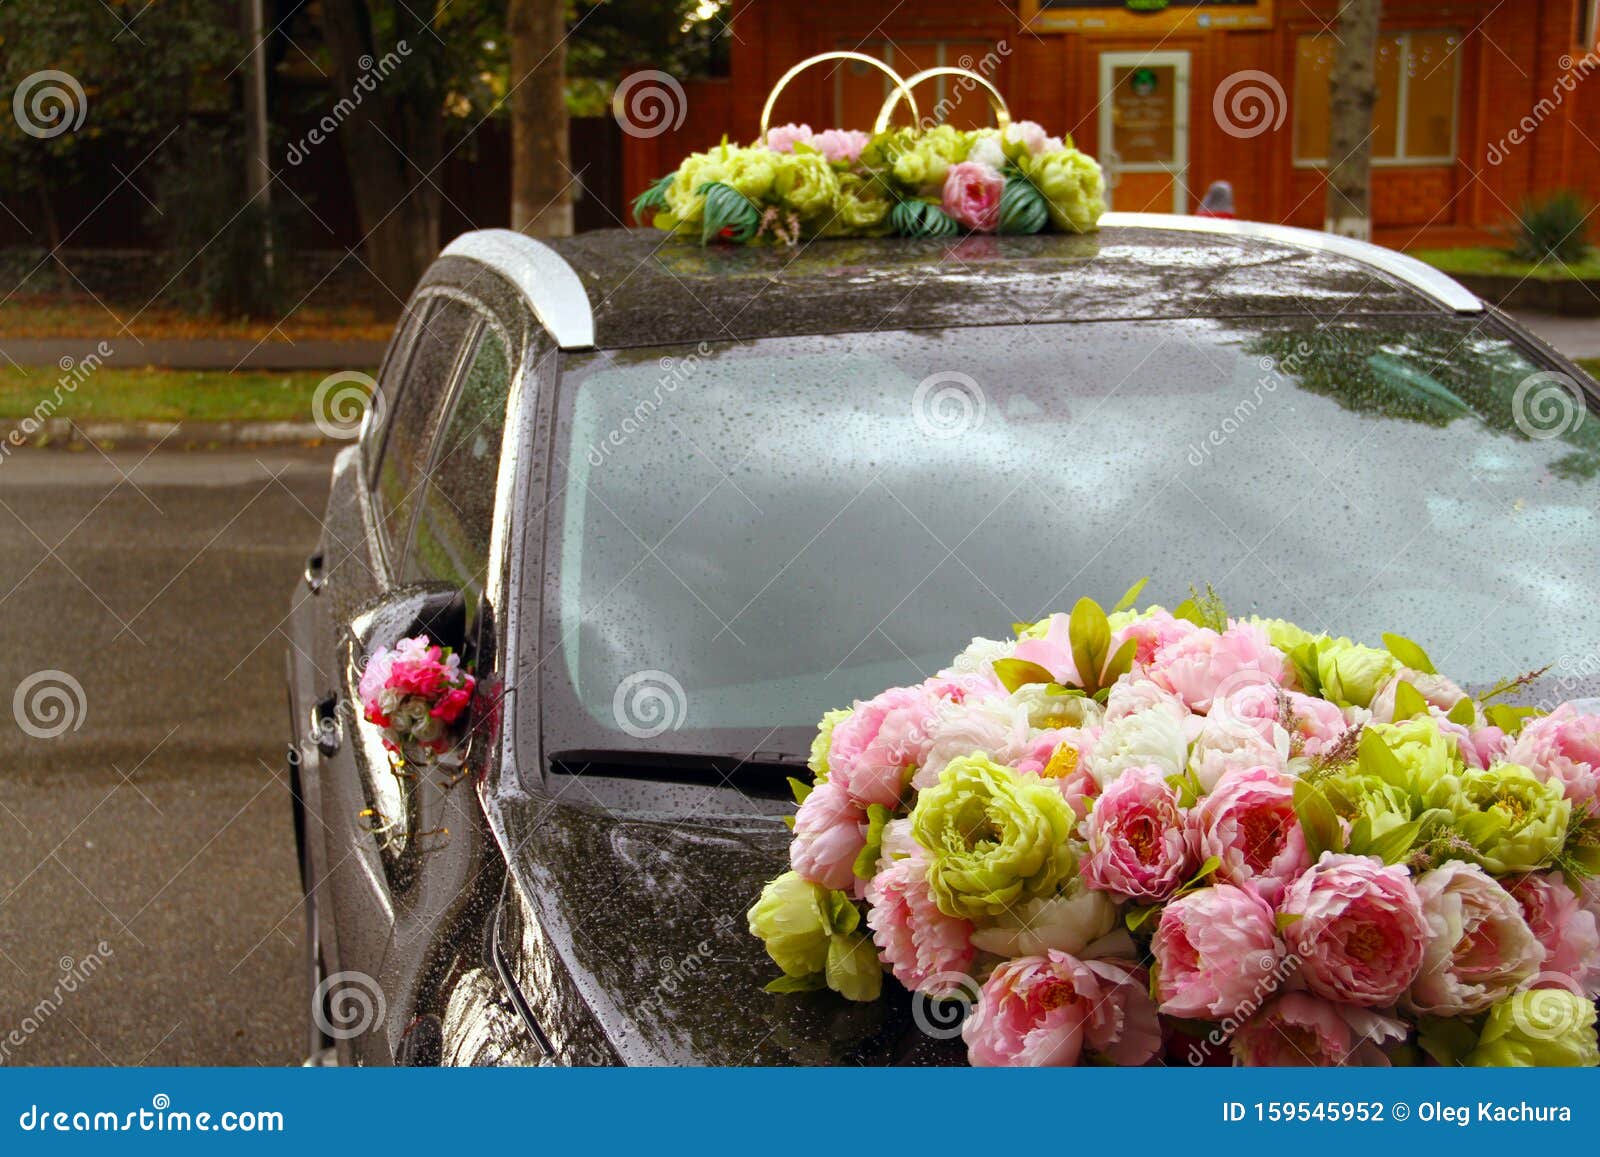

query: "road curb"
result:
(1, 417), (352, 451)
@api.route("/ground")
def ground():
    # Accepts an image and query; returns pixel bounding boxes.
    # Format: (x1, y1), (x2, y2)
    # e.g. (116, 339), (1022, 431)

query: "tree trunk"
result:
(508, 0), (573, 238)
(1324, 0), (1382, 240)
(319, 0), (443, 301)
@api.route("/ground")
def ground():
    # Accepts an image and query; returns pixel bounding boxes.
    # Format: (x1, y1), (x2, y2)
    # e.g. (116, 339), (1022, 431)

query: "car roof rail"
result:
(440, 229), (596, 348)
(1099, 212), (1483, 315)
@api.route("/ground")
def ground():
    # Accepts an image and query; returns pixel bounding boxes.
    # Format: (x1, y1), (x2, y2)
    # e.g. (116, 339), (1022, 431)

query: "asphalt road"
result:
(0, 446), (339, 1065)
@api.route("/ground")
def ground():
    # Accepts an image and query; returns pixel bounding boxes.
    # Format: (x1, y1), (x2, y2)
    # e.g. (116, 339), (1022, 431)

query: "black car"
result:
(286, 216), (1600, 1066)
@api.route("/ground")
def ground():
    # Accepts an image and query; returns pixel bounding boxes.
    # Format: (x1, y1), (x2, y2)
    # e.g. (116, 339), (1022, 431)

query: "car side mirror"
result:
(347, 584), (470, 664)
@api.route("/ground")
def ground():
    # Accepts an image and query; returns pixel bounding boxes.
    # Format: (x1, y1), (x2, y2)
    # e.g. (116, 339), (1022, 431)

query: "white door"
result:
(1097, 51), (1191, 213)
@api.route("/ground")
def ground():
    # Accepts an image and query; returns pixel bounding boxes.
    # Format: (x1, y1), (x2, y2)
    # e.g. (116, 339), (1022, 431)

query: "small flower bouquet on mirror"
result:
(358, 635), (475, 769)
(749, 581), (1600, 1068)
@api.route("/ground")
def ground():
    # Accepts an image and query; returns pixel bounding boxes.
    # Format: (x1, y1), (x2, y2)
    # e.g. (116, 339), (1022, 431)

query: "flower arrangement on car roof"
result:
(632, 53), (1105, 246)
(748, 580), (1600, 1068)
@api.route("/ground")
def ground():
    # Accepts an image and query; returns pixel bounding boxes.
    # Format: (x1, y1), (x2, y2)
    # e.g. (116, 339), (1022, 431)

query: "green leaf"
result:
(1068, 596), (1111, 694)
(1170, 598), (1205, 627)
(631, 172), (676, 223)
(1293, 777), (1344, 858)
(1178, 855), (1222, 896)
(1366, 819), (1423, 865)
(1446, 697), (1477, 726)
(1011, 620), (1037, 637)
(851, 804), (892, 880)
(890, 199), (960, 238)
(787, 776), (814, 807)
(1416, 1015), (1482, 1067)
(992, 658), (1056, 693)
(1111, 577), (1149, 614)
(1274, 911), (1304, 932)
(998, 174), (1049, 234)
(824, 891), (860, 936)
(1485, 703), (1541, 735)
(1382, 632), (1436, 675)
(1124, 904), (1161, 932)
(1100, 637), (1138, 691)
(1288, 640), (1322, 698)
(1392, 680), (1429, 721)
(764, 972), (826, 994)
(697, 181), (761, 244)
(1358, 727), (1408, 787)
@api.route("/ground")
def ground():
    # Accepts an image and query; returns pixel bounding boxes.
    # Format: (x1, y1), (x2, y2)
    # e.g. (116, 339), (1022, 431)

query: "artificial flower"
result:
(1278, 852), (1428, 1007)
(1406, 860), (1544, 1016)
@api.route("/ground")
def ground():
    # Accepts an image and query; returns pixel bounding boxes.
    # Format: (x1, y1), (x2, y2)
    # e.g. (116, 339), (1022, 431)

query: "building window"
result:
(1294, 31), (1460, 166)
(835, 40), (1007, 131)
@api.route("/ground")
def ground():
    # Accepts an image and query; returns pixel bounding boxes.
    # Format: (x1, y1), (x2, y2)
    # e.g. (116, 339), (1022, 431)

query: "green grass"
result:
(1410, 247), (1600, 282)
(0, 366), (366, 423)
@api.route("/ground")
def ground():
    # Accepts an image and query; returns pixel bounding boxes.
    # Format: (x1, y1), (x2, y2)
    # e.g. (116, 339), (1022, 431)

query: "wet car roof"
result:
(544, 226), (1443, 350)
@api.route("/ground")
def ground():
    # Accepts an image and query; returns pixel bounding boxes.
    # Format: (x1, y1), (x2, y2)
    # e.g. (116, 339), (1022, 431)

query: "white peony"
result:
(1090, 706), (1189, 787)
(969, 880), (1119, 958)
(912, 696), (1032, 788)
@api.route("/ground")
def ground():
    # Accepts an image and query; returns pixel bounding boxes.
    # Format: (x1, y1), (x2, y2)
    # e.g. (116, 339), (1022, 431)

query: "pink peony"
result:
(1111, 609), (1197, 667)
(910, 696), (1032, 789)
(811, 128), (869, 163)
(788, 779), (868, 892)
(1369, 669), (1471, 724)
(1189, 766), (1310, 904)
(1512, 871), (1600, 998)
(1151, 883), (1287, 1019)
(941, 161), (1004, 232)
(1406, 861), (1544, 1016)
(1231, 993), (1406, 1066)
(763, 122), (813, 152)
(1003, 119), (1050, 155)
(1014, 729), (1100, 818)
(1081, 766), (1194, 901)
(962, 951), (1161, 1067)
(1279, 853), (1428, 1007)
(1147, 622), (1287, 713)
(1212, 680), (1347, 755)
(1186, 720), (1287, 793)
(864, 854), (975, 996)
(827, 684), (942, 807)
(1507, 700), (1600, 807)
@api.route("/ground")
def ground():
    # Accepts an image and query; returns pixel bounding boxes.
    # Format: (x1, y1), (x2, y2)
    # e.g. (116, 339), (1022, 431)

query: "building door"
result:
(1098, 51), (1190, 213)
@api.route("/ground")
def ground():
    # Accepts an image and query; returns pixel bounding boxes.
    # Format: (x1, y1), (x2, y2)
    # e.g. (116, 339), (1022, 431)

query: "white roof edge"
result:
(440, 229), (596, 348)
(1099, 212), (1484, 314)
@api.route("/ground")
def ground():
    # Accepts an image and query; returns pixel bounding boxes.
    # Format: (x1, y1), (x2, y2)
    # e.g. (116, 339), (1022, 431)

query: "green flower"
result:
(747, 870), (882, 1001)
(826, 173), (892, 236)
(888, 124), (970, 193)
(772, 152), (840, 218)
(1317, 637), (1400, 708)
(1369, 716), (1462, 797)
(1420, 762), (1571, 873)
(662, 149), (731, 226)
(910, 754), (1076, 920)
(1465, 990), (1599, 1067)
(1318, 768), (1416, 854)
(808, 708), (851, 780)
(1248, 616), (1317, 654)
(1019, 147), (1105, 233)
(722, 146), (778, 201)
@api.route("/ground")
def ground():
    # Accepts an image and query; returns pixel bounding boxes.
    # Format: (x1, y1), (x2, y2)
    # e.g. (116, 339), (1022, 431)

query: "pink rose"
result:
(1512, 872), (1600, 998)
(1151, 883), (1286, 1019)
(430, 685), (472, 723)
(864, 854), (975, 996)
(1147, 623), (1287, 713)
(827, 685), (941, 807)
(1190, 766), (1310, 904)
(962, 951), (1161, 1067)
(941, 161), (1005, 232)
(811, 128), (869, 163)
(788, 780), (868, 892)
(763, 122), (813, 152)
(1405, 861), (1544, 1016)
(1280, 853), (1428, 1007)
(1507, 700), (1600, 807)
(1231, 993), (1407, 1066)
(1081, 766), (1194, 901)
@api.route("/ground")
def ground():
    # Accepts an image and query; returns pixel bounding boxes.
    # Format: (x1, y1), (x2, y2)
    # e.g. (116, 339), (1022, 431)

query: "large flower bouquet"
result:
(358, 634), (475, 766)
(633, 120), (1104, 246)
(748, 585), (1600, 1067)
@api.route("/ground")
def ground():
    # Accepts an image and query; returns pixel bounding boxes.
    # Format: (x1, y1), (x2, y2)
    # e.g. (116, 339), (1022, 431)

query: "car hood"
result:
(492, 785), (962, 1066)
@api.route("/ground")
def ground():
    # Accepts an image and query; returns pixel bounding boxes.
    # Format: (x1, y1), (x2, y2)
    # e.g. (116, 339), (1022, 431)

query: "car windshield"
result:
(538, 315), (1600, 762)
